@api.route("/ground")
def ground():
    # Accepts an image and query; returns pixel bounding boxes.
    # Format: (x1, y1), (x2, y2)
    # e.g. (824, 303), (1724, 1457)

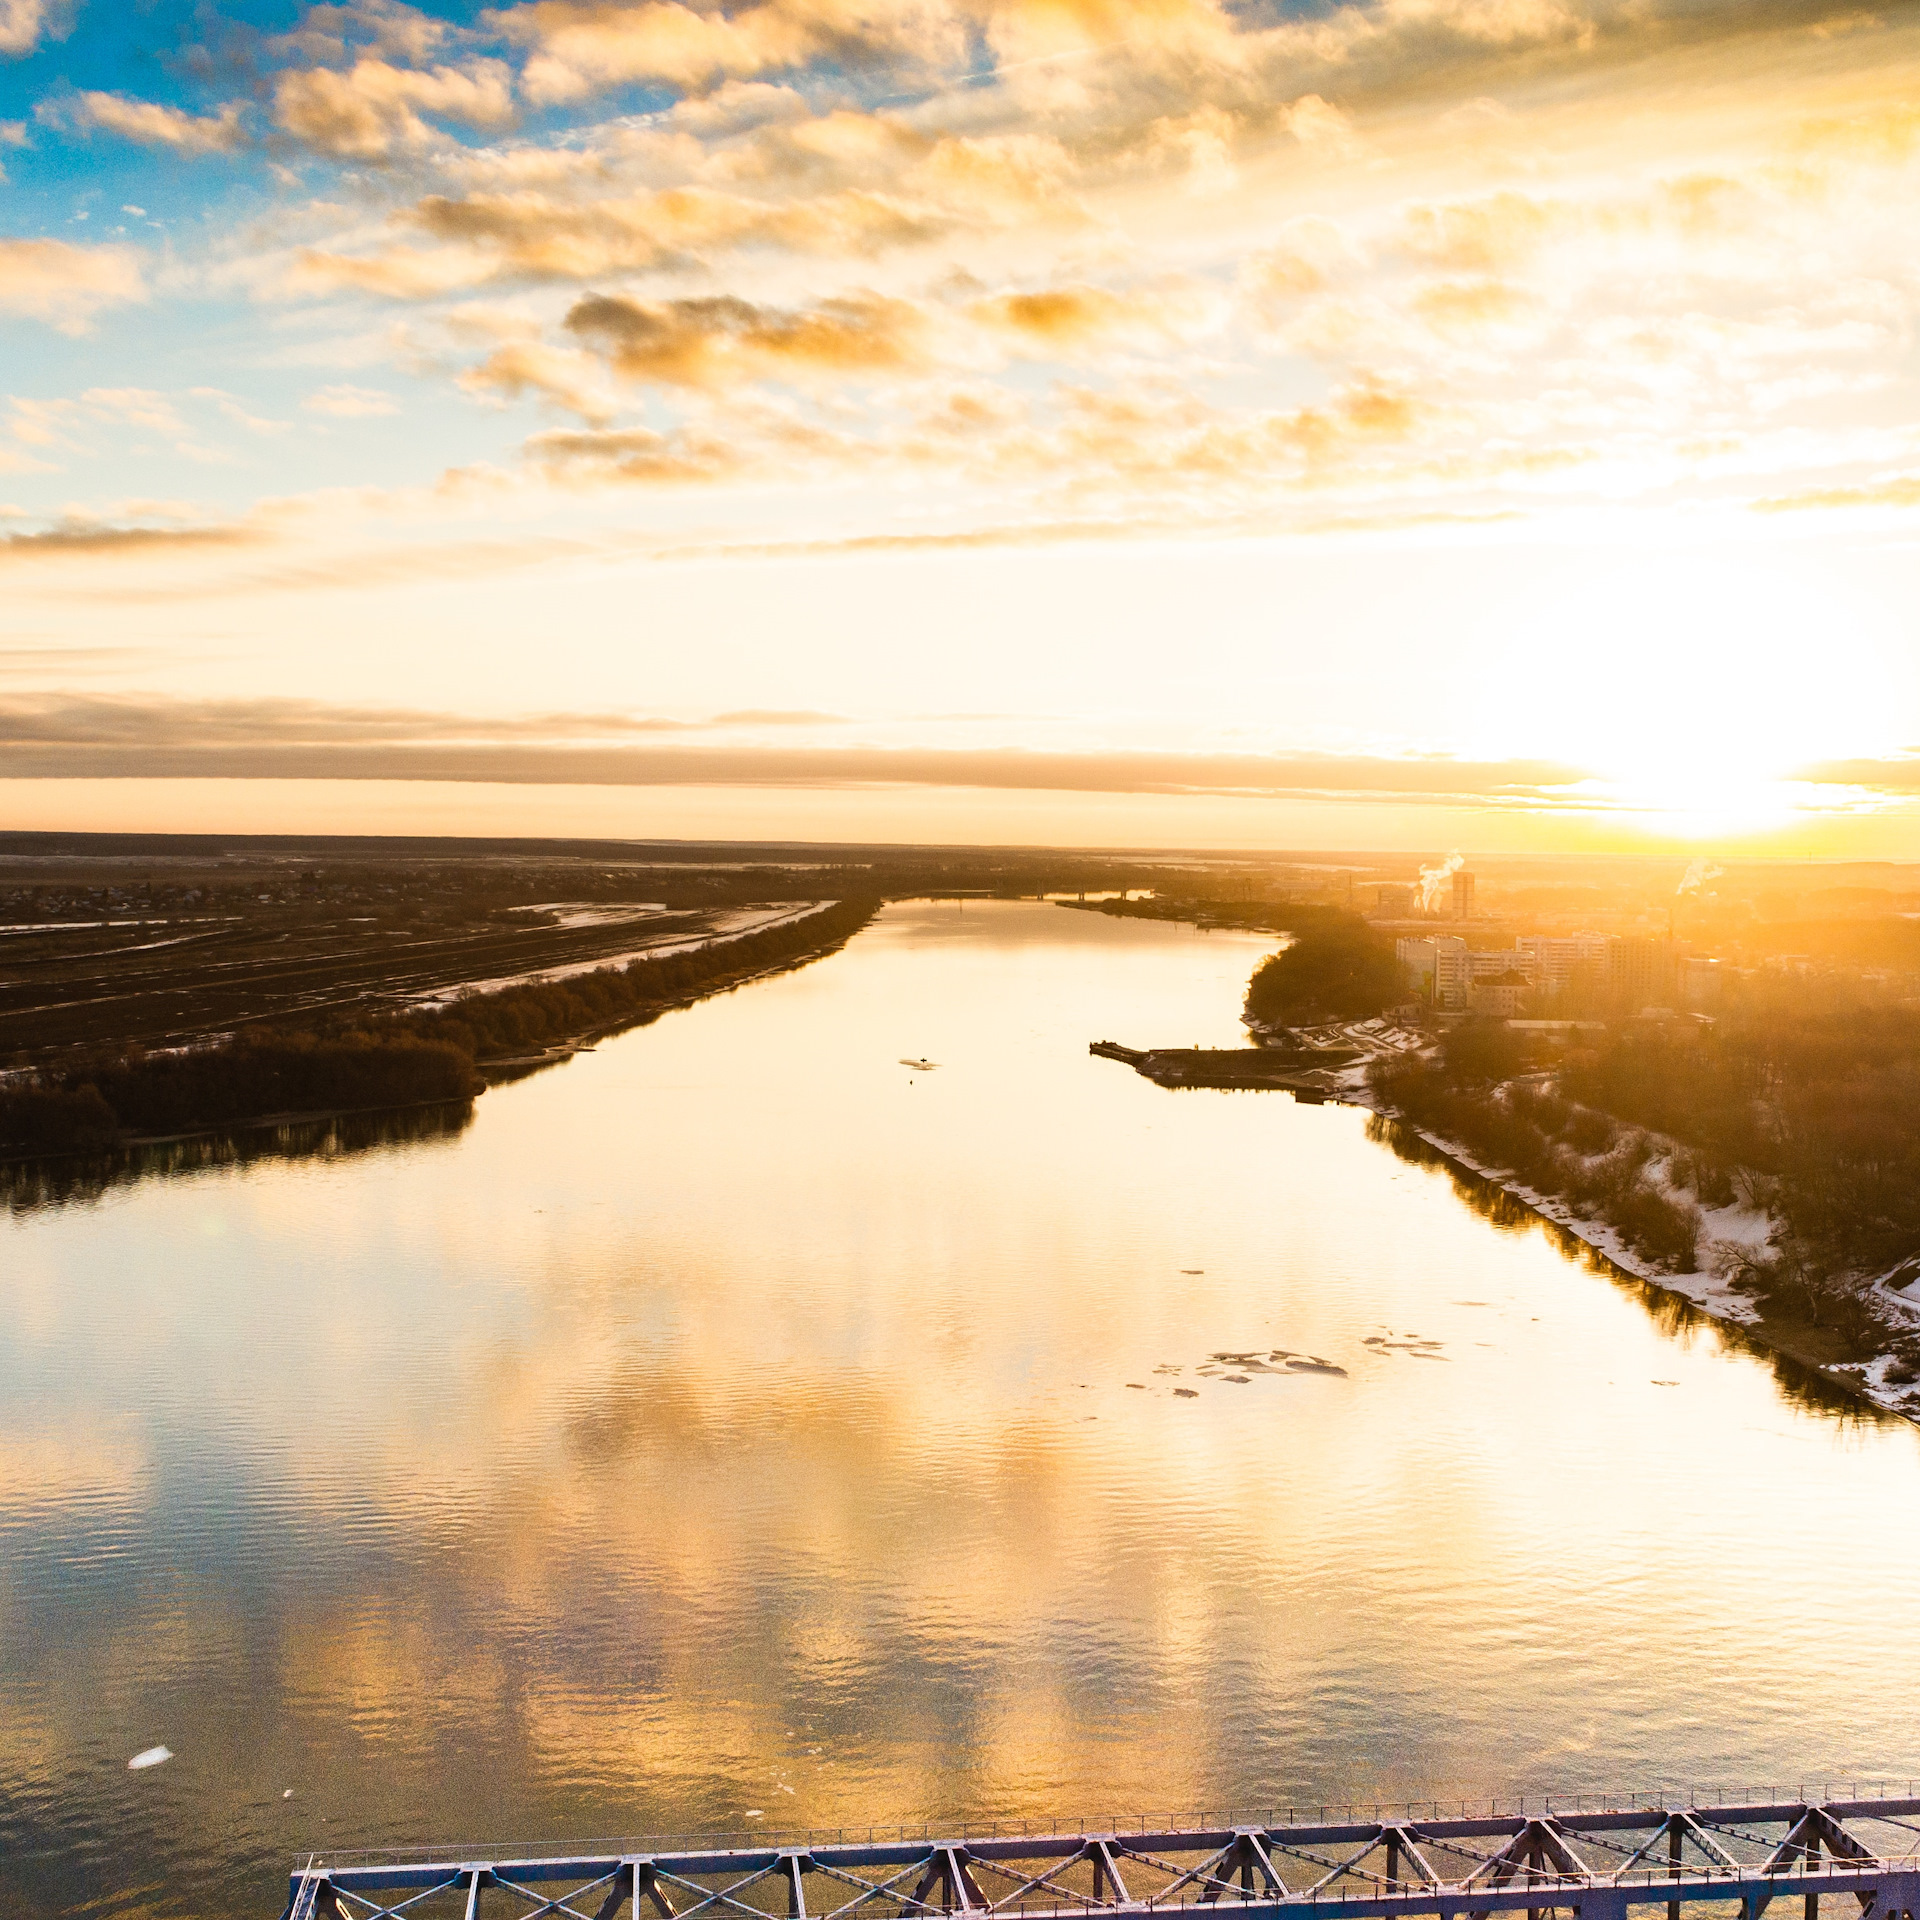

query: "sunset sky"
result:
(4, 0), (1920, 849)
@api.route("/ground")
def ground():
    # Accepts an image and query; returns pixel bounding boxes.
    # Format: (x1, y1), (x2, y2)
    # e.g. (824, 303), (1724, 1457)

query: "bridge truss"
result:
(284, 1798), (1920, 1920)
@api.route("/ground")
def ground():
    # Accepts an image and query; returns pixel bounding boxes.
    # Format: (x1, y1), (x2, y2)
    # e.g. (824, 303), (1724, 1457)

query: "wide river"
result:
(4, 902), (1919, 1920)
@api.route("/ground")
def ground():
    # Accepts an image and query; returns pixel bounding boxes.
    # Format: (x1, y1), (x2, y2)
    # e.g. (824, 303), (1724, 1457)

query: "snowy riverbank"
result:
(1323, 1048), (1920, 1426)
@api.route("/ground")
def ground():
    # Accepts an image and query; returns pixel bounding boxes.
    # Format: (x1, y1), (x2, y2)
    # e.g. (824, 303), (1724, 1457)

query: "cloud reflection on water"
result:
(2, 905), (1919, 1920)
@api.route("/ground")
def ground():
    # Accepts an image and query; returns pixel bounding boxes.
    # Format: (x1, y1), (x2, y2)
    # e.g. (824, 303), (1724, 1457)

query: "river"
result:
(3, 901), (1918, 1920)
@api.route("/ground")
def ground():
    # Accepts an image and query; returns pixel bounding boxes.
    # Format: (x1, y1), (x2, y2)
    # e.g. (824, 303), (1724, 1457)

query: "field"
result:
(0, 833), (1213, 1066)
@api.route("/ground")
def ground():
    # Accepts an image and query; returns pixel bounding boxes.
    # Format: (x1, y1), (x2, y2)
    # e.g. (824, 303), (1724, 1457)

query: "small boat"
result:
(899, 1057), (939, 1070)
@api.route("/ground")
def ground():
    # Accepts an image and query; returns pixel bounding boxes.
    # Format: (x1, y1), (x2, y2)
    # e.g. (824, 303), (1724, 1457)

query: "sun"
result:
(1471, 533), (1911, 842)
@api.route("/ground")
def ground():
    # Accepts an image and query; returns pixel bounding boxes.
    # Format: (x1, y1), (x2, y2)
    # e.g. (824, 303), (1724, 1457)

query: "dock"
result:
(1089, 1041), (1351, 1099)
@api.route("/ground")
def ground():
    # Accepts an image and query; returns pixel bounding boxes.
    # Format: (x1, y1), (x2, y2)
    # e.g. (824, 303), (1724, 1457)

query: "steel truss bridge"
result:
(284, 1798), (1920, 1920)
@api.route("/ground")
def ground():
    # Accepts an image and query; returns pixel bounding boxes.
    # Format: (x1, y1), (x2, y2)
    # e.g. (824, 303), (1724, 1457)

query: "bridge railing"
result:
(292, 1789), (1920, 1875)
(280, 1794), (1920, 1920)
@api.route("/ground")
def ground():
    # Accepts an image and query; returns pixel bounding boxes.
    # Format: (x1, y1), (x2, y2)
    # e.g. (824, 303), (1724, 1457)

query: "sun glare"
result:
(1474, 539), (1909, 840)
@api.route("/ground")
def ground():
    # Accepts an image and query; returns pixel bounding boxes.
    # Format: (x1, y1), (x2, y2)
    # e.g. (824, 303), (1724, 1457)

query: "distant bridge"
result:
(284, 1796), (1920, 1920)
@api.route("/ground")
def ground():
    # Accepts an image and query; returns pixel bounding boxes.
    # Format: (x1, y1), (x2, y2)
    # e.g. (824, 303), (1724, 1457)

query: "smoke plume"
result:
(1676, 859), (1724, 898)
(1416, 851), (1464, 914)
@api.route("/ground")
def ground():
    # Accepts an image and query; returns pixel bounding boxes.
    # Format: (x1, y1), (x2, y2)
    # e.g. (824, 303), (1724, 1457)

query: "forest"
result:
(1243, 916), (1401, 1025)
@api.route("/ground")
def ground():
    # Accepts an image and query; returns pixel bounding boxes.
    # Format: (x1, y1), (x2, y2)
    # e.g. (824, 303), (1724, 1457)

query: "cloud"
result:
(522, 421), (753, 482)
(0, 521), (256, 560)
(1380, 0), (1595, 51)
(668, 79), (810, 135)
(458, 342), (618, 421)
(1753, 474), (1920, 512)
(269, 0), (458, 67)
(1796, 752), (1920, 793)
(0, 0), (49, 56)
(1240, 218), (1364, 306)
(272, 57), (516, 159)
(1410, 276), (1537, 336)
(507, 351), (1436, 511)
(497, 0), (966, 103)
(968, 280), (1222, 353)
(288, 242), (499, 300)
(1793, 100), (1920, 163)
(15, 0), (1920, 610)
(290, 130), (1087, 296)
(1398, 190), (1571, 271)
(0, 240), (144, 332)
(419, 180), (946, 269)
(54, 92), (247, 155)
(0, 645), (164, 678)
(303, 383), (401, 416)
(564, 287), (930, 387)
(0, 691), (1597, 799)
(290, 184), (954, 297)
(907, 131), (1082, 221)
(0, 691), (734, 745)
(482, 0), (1856, 115)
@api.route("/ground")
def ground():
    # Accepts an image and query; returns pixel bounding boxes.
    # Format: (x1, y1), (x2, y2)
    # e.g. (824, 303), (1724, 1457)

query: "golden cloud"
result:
(1398, 190), (1570, 271)
(499, 0), (967, 101)
(907, 132), (1083, 219)
(1796, 752), (1920, 792)
(295, 120), (1089, 297)
(0, 521), (257, 560)
(968, 280), (1221, 352)
(57, 91), (247, 154)
(458, 341), (618, 421)
(421, 180), (947, 269)
(564, 287), (930, 386)
(1793, 100), (1920, 162)
(267, 0), (459, 67)
(1381, 0), (1595, 50)
(288, 242), (495, 299)
(272, 57), (516, 159)
(1239, 217), (1363, 307)
(1411, 276), (1537, 335)
(0, 239), (145, 333)
(523, 421), (754, 481)
(1753, 474), (1920, 512)
(0, 692), (1598, 800)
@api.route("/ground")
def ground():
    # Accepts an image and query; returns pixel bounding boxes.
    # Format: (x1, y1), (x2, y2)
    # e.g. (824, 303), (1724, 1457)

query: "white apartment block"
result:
(1515, 933), (1610, 997)
(1396, 934), (1476, 1010)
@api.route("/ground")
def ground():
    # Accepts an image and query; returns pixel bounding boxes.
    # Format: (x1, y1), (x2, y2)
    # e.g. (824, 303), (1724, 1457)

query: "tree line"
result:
(1365, 1010), (1920, 1366)
(1244, 916), (1401, 1025)
(1, 898), (878, 1160)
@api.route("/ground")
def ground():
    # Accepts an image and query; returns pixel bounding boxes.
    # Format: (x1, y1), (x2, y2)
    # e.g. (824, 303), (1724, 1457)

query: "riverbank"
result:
(1337, 1058), (1920, 1424)
(1, 897), (878, 1167)
(1089, 1023), (1920, 1421)
(1091, 891), (1920, 1427)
